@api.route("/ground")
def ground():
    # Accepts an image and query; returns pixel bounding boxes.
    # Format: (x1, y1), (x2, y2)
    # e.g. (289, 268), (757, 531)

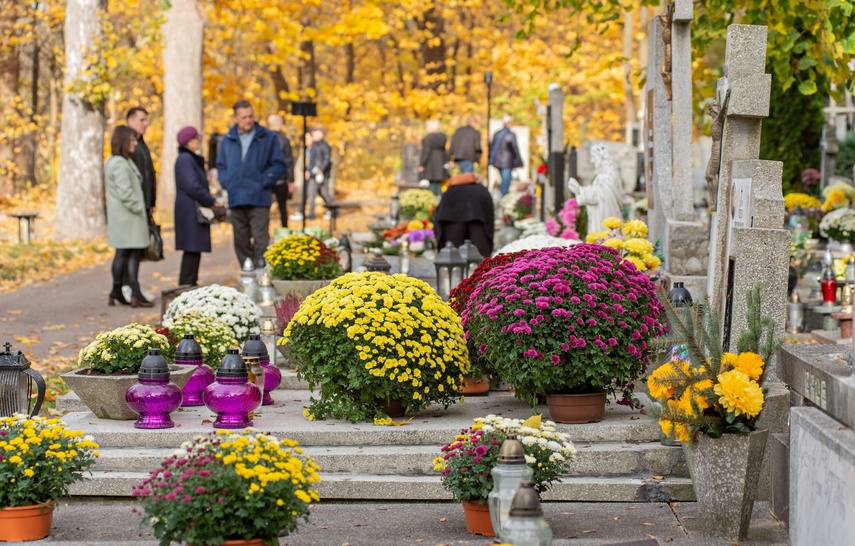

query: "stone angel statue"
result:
(568, 144), (624, 234)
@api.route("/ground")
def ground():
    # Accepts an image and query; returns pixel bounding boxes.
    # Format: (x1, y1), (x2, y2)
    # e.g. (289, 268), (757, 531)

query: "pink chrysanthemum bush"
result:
(461, 244), (665, 410)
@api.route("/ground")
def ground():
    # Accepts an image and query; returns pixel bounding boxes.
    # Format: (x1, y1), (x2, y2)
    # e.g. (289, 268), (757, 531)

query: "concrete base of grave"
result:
(60, 390), (696, 502)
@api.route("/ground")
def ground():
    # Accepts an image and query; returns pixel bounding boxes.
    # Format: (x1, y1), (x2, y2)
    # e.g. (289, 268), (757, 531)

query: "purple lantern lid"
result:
(138, 348), (170, 380)
(241, 334), (269, 359)
(217, 348), (247, 378)
(175, 334), (203, 359)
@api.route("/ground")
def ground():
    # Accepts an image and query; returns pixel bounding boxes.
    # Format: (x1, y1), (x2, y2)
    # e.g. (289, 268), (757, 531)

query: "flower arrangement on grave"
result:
(499, 190), (532, 222)
(274, 293), (302, 336)
(160, 311), (238, 370)
(132, 428), (320, 546)
(434, 414), (576, 503)
(586, 217), (662, 275)
(399, 188), (438, 221)
(78, 323), (171, 374)
(819, 207), (855, 243)
(820, 180), (855, 213)
(163, 284), (261, 343)
(282, 271), (469, 422)
(263, 233), (342, 281)
(494, 234), (576, 255)
(381, 219), (436, 254)
(462, 244), (665, 410)
(784, 192), (821, 212)
(0, 414), (100, 508)
(512, 192), (535, 220)
(800, 168), (821, 189)
(450, 250), (529, 380)
(545, 197), (580, 240)
(647, 285), (781, 444)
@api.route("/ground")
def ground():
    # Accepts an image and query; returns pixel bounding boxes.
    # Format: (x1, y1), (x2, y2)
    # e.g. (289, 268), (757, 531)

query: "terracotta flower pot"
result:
(461, 500), (495, 536)
(378, 397), (406, 418)
(0, 500), (56, 542)
(546, 392), (607, 424)
(457, 377), (490, 396)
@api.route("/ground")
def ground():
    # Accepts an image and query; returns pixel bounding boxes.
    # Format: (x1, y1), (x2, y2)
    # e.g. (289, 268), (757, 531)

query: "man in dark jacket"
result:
(304, 127), (334, 220)
(126, 107), (156, 214)
(489, 115), (524, 195)
(216, 100), (287, 266)
(449, 116), (482, 174)
(267, 114), (294, 227)
(418, 119), (448, 197)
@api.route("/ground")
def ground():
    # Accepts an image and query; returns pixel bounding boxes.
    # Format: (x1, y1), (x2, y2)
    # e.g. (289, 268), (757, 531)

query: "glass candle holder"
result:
(488, 436), (533, 533)
(202, 377), (262, 429)
(125, 349), (183, 429)
(174, 334), (214, 407)
(243, 333), (281, 406)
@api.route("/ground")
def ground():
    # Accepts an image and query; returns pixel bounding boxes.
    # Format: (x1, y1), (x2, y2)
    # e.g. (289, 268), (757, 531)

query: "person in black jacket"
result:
(419, 119), (448, 197)
(304, 127), (334, 220)
(433, 174), (494, 257)
(488, 115), (524, 195)
(126, 107), (157, 214)
(449, 116), (482, 174)
(267, 114), (294, 227)
(173, 126), (223, 286)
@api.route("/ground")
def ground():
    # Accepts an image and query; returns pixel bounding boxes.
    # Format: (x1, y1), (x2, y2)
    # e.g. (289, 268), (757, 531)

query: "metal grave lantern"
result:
(457, 239), (485, 277)
(338, 233), (353, 273)
(0, 342), (45, 417)
(364, 253), (392, 274)
(499, 480), (553, 546)
(433, 242), (466, 301)
(257, 271), (277, 307)
(239, 257), (259, 302)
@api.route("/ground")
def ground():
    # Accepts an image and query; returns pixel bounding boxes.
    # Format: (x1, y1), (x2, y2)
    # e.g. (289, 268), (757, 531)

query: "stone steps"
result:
(69, 470), (694, 502)
(59, 389), (695, 502)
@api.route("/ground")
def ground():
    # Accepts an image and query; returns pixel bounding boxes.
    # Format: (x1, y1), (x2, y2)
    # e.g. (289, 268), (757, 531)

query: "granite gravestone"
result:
(643, 0), (709, 298)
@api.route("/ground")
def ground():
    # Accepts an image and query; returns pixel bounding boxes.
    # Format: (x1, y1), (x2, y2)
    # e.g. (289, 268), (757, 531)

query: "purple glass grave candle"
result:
(125, 348), (183, 429)
(202, 349), (262, 429)
(174, 334), (215, 407)
(242, 333), (281, 406)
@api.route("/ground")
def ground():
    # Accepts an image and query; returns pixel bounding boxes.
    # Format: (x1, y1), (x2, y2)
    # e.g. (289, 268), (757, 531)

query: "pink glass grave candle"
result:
(242, 333), (281, 406)
(202, 349), (262, 429)
(174, 334), (214, 407)
(125, 348), (183, 429)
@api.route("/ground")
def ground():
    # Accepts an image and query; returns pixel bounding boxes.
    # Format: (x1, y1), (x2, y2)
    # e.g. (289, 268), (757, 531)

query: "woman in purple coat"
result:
(173, 126), (221, 286)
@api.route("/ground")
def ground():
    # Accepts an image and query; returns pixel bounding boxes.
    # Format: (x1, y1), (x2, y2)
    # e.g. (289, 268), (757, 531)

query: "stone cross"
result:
(645, 0), (709, 298)
(706, 25), (776, 329)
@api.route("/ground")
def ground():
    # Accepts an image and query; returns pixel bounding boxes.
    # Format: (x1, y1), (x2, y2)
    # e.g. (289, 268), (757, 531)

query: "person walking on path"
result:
(105, 125), (153, 308)
(489, 115), (524, 195)
(449, 116), (482, 174)
(304, 127), (334, 220)
(173, 126), (223, 287)
(419, 119), (448, 197)
(126, 107), (157, 215)
(267, 114), (294, 227)
(216, 100), (287, 267)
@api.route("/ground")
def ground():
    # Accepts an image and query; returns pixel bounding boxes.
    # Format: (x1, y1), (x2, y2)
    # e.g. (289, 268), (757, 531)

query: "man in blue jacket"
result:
(216, 100), (287, 266)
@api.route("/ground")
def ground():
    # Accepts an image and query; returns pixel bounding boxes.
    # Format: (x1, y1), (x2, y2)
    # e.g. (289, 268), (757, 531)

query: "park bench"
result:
(324, 201), (361, 235)
(9, 211), (39, 244)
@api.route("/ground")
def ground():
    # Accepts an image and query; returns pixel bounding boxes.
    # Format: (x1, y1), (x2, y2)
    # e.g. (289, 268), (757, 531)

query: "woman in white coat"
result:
(105, 125), (153, 308)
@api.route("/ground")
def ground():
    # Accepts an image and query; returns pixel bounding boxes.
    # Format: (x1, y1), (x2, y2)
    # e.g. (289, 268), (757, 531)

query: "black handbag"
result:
(143, 216), (164, 262)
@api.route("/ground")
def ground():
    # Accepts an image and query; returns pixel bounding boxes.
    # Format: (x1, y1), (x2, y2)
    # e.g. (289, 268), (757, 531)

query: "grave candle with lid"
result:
(202, 349), (262, 429)
(125, 349), (183, 429)
(173, 334), (214, 407)
(821, 249), (838, 306)
(243, 333), (281, 406)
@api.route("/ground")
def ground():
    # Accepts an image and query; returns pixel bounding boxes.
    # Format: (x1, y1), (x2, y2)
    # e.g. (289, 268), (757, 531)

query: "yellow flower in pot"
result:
(281, 271), (469, 422)
(264, 233), (343, 300)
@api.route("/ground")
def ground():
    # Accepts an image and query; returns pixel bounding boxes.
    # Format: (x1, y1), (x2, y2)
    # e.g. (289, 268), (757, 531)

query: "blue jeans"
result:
(456, 160), (474, 174)
(499, 168), (513, 195)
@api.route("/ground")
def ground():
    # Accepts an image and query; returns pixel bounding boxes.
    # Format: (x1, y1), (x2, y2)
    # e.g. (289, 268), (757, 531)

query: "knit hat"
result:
(177, 126), (202, 146)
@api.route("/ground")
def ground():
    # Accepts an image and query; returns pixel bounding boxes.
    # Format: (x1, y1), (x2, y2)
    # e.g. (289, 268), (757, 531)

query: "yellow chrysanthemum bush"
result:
(133, 428), (320, 545)
(78, 323), (171, 374)
(264, 233), (343, 281)
(586, 217), (662, 275)
(0, 414), (100, 507)
(783, 192), (821, 212)
(820, 181), (855, 213)
(648, 284), (781, 444)
(282, 272), (470, 422)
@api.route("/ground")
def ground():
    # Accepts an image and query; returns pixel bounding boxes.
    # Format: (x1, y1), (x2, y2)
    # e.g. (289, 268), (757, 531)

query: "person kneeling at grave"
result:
(433, 172), (494, 258)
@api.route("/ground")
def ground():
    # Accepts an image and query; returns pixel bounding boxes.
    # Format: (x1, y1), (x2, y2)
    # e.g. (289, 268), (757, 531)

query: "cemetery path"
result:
(0, 224), (238, 378)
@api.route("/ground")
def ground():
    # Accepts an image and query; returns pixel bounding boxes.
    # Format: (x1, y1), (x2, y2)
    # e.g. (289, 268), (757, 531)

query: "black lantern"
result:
(390, 192), (401, 224)
(457, 239), (485, 278)
(434, 242), (466, 301)
(364, 254), (392, 273)
(338, 233), (353, 273)
(0, 342), (46, 417)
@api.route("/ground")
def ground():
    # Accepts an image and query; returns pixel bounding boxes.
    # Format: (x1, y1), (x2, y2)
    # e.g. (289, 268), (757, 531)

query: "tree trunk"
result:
(24, 37), (39, 185)
(269, 63), (290, 114)
(299, 29), (316, 95)
(416, 7), (446, 91)
(160, 0), (204, 212)
(0, 5), (20, 197)
(55, 0), (107, 240)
